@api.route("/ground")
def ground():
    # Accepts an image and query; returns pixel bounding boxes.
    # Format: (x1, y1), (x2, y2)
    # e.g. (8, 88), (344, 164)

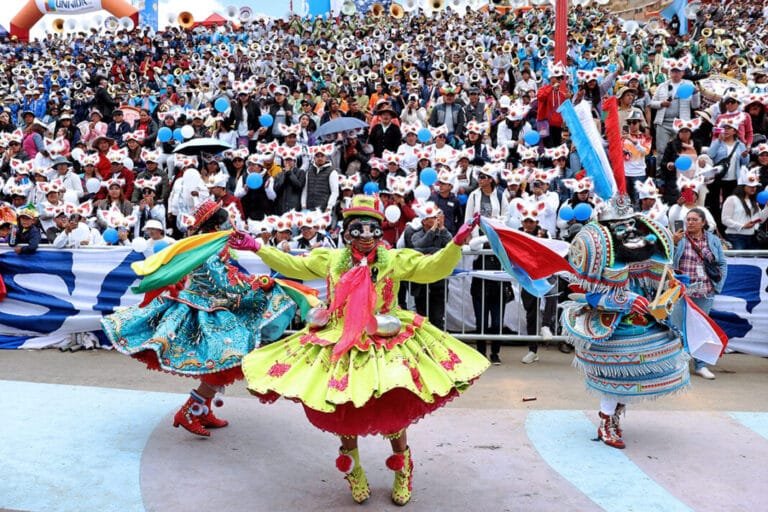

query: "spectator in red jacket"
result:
(536, 62), (572, 148)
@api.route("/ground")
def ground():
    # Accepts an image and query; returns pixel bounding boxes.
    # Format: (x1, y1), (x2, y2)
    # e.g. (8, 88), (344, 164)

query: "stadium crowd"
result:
(0, 1), (766, 359)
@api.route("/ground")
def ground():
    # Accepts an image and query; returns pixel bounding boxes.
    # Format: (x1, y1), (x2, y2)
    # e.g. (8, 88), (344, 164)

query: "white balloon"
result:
(131, 237), (149, 253)
(384, 204), (401, 223)
(86, 177), (101, 194)
(181, 125), (195, 139)
(414, 185), (431, 201)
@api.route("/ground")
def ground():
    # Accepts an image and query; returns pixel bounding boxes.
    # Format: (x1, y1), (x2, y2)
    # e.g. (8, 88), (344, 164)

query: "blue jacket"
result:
(673, 231), (728, 294)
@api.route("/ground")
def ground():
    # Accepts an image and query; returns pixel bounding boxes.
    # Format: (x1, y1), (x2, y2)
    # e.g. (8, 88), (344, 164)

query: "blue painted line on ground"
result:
(0, 380), (182, 512)
(729, 412), (768, 441)
(526, 410), (694, 512)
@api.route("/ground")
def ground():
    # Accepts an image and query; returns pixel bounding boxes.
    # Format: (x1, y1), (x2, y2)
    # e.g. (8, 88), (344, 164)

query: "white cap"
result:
(144, 219), (164, 231)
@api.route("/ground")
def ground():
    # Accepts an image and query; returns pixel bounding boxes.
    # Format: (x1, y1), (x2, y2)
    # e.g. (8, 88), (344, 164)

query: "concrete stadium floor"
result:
(2, 346), (768, 512)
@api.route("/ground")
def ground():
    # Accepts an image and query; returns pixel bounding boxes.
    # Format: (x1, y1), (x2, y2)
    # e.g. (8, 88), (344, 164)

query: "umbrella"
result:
(173, 137), (233, 156)
(313, 117), (369, 140)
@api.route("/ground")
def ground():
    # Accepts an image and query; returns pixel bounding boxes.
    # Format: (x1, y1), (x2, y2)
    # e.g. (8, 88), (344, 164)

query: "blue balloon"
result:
(173, 128), (184, 142)
(675, 155), (693, 171)
(102, 228), (119, 244)
(214, 97), (230, 113)
(417, 128), (431, 143)
(157, 127), (172, 143)
(420, 168), (438, 186)
(458, 193), (468, 206)
(573, 202), (593, 222)
(524, 130), (541, 146)
(363, 182), (379, 195)
(246, 173), (264, 190)
(758, 190), (768, 206)
(153, 240), (170, 253)
(259, 114), (274, 128)
(676, 82), (695, 100)
(559, 205), (574, 222)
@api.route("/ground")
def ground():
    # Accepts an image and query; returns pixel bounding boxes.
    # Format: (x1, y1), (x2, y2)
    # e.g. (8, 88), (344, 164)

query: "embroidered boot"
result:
(597, 412), (625, 449)
(612, 404), (626, 438)
(200, 396), (228, 429)
(387, 447), (414, 506)
(336, 448), (370, 504)
(172, 391), (211, 437)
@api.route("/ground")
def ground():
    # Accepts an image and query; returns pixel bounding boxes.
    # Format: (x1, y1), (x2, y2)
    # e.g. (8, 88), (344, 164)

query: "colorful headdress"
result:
(256, 141), (280, 156)
(413, 147), (432, 161)
(387, 174), (418, 195)
(414, 201), (440, 219)
(455, 147), (475, 161)
(102, 177), (125, 189)
(368, 157), (387, 171)
(548, 61), (568, 78)
(716, 114), (743, 131)
(175, 155), (199, 169)
(382, 150), (401, 165)
(16, 203), (39, 218)
(530, 167), (560, 184)
(436, 168), (456, 184)
(400, 123), (420, 136)
(342, 194), (384, 221)
(0, 203), (18, 225)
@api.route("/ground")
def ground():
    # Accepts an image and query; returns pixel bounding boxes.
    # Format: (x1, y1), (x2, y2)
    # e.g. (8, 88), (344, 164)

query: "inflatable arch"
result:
(10, 0), (139, 41)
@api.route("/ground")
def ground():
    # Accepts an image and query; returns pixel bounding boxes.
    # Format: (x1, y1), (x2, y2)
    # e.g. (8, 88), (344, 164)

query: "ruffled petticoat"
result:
(102, 292), (296, 387)
(242, 310), (490, 436)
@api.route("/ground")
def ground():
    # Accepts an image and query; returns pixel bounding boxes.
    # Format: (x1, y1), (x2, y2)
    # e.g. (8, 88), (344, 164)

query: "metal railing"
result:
(287, 248), (768, 345)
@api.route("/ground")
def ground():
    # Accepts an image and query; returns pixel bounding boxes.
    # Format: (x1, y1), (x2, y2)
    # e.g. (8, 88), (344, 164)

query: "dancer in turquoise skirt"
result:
(101, 200), (298, 437)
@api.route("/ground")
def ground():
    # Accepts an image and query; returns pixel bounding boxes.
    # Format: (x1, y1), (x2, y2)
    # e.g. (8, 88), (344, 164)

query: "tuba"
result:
(402, 0), (419, 12)
(239, 7), (253, 23)
(371, 3), (386, 16)
(390, 3), (405, 18)
(104, 16), (120, 32)
(341, 0), (357, 16)
(52, 18), (66, 33)
(178, 12), (195, 29)
(225, 5), (239, 18)
(119, 16), (135, 32)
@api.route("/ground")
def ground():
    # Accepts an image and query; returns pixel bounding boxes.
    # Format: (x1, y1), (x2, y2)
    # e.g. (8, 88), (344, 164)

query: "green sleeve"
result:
(257, 245), (331, 280)
(391, 243), (462, 284)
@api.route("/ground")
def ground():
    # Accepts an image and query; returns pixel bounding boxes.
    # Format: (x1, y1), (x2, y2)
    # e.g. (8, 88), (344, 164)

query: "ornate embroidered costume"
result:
(241, 242), (490, 436)
(102, 254), (296, 386)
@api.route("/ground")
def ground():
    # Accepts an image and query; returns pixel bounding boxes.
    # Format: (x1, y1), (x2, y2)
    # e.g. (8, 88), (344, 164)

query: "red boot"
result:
(173, 395), (211, 437)
(200, 396), (229, 429)
(597, 412), (625, 449)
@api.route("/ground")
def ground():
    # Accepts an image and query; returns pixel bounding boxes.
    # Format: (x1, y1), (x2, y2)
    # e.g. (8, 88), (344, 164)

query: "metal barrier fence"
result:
(288, 249), (768, 346)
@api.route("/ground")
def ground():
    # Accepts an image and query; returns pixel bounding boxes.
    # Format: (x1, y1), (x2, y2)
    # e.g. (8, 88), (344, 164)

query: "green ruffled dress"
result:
(241, 242), (490, 436)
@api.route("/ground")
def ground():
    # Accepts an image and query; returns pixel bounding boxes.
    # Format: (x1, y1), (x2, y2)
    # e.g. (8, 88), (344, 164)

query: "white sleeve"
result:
(300, 172), (308, 209)
(234, 177), (247, 198)
(53, 231), (69, 249)
(265, 176), (277, 201)
(326, 170), (339, 210)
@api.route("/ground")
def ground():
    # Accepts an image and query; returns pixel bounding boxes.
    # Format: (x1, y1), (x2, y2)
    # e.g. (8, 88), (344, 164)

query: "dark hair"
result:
(734, 185), (759, 215)
(687, 207), (709, 230)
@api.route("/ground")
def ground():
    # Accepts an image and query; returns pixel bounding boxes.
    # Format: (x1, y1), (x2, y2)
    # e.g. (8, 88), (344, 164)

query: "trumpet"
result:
(384, 62), (397, 75)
